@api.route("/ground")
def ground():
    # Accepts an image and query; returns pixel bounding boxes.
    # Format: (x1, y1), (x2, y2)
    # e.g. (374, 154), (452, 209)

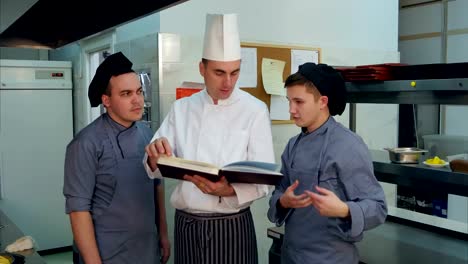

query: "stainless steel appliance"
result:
(0, 59), (73, 250)
(138, 71), (152, 128)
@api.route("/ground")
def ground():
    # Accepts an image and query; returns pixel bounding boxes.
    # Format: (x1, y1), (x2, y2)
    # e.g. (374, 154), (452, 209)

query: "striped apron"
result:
(175, 207), (258, 264)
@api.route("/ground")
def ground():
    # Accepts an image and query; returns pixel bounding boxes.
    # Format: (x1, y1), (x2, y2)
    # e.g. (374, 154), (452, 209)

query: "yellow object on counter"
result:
(0, 255), (12, 264)
(426, 156), (446, 165)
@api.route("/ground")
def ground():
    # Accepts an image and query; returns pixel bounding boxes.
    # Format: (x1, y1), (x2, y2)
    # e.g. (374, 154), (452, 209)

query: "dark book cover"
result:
(220, 169), (283, 185)
(157, 157), (283, 185)
(157, 164), (221, 183)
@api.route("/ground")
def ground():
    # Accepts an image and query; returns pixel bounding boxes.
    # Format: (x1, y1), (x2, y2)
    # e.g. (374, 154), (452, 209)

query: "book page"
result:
(157, 155), (219, 175)
(222, 161), (281, 175)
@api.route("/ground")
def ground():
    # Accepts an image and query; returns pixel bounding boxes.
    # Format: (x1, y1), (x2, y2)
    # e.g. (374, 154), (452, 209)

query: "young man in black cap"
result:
(64, 52), (170, 264)
(268, 63), (387, 264)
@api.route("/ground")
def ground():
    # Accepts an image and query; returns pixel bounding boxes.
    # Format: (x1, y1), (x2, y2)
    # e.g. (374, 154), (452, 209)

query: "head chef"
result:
(143, 13), (275, 264)
(199, 13), (242, 104)
(87, 52), (144, 127)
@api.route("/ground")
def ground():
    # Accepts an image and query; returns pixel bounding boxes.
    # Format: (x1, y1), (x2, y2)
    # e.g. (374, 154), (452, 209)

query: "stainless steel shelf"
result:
(373, 161), (468, 197)
(346, 78), (468, 104)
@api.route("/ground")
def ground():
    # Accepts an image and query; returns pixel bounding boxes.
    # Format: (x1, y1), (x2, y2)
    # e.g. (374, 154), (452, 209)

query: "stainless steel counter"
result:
(0, 210), (45, 264)
(268, 221), (468, 264)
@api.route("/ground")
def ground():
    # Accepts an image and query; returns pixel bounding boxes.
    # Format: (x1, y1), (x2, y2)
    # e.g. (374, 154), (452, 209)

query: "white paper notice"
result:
(262, 58), (286, 95)
(270, 94), (290, 120)
(238, 47), (257, 88)
(291, 49), (319, 73)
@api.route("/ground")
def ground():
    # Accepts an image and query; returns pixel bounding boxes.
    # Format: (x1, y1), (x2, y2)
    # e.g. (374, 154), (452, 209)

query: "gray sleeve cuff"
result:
(65, 196), (92, 214)
(348, 201), (365, 238)
(268, 192), (293, 226)
(333, 201), (365, 241)
(275, 200), (293, 226)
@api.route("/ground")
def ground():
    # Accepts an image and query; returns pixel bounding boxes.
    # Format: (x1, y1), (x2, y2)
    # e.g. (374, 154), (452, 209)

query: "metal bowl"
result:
(384, 147), (428, 164)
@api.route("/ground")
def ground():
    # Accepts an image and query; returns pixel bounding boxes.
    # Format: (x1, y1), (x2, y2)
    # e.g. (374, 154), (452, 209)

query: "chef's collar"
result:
(201, 87), (241, 106)
(301, 116), (334, 136)
(104, 113), (136, 133)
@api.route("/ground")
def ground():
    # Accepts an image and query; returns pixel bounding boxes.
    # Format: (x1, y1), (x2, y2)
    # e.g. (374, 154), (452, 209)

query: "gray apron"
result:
(281, 126), (358, 264)
(76, 124), (159, 264)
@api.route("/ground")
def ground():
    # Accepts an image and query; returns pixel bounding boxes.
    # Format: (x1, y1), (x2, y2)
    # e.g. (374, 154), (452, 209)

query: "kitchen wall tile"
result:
(130, 33), (158, 66)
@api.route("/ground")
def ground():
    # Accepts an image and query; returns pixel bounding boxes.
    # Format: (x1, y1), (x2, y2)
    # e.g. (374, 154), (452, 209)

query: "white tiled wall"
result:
(115, 33), (160, 130)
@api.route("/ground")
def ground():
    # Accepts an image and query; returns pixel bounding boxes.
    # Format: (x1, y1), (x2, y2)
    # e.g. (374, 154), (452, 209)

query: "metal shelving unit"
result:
(346, 78), (468, 197)
(346, 78), (468, 105)
(346, 78), (468, 196)
(346, 78), (468, 238)
(373, 161), (468, 196)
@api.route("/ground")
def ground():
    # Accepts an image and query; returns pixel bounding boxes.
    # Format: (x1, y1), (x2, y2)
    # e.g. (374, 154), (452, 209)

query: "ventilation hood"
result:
(0, 0), (188, 49)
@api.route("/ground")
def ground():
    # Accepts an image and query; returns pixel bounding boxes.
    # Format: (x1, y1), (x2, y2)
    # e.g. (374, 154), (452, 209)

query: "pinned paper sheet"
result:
(270, 94), (290, 120)
(262, 58), (286, 95)
(291, 49), (319, 73)
(238, 47), (257, 88)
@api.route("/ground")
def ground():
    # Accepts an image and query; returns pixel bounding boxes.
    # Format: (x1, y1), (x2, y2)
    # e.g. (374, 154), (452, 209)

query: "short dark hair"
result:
(284, 72), (321, 99)
(104, 83), (112, 96)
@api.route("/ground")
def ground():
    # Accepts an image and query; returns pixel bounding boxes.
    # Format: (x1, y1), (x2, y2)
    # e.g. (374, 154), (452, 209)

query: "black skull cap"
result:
(298, 62), (347, 116)
(88, 52), (134, 107)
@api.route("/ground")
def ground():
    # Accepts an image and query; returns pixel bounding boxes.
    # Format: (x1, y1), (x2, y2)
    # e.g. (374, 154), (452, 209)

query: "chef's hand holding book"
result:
(145, 137), (236, 196)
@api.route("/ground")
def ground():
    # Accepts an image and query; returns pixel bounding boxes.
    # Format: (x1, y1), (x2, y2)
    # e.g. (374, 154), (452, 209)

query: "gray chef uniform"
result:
(63, 52), (160, 263)
(268, 63), (387, 264)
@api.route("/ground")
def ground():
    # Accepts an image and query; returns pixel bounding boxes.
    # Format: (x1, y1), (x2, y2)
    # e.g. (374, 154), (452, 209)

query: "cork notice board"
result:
(239, 42), (321, 124)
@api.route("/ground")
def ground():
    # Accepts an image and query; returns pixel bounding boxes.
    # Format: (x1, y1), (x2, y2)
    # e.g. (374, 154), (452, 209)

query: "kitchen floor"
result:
(42, 251), (73, 264)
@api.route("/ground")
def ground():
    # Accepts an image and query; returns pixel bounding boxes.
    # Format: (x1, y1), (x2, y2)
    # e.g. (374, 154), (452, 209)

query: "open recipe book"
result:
(157, 155), (283, 185)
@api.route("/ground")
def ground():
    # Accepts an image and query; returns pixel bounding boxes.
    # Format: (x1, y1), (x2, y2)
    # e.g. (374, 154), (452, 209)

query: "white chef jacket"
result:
(144, 88), (275, 214)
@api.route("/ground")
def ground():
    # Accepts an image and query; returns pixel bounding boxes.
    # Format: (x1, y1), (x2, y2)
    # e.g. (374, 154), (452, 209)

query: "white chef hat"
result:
(202, 13), (241, 61)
